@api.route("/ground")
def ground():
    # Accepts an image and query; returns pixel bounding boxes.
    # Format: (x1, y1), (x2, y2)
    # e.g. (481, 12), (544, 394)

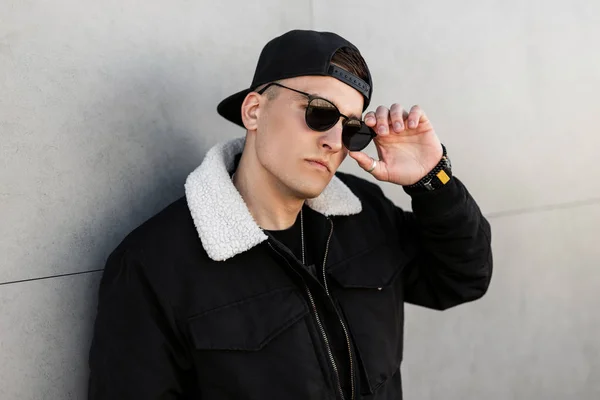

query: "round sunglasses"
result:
(256, 82), (376, 151)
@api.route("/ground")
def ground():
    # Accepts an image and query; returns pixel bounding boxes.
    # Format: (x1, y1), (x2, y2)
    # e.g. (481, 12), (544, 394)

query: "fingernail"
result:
(394, 122), (403, 130)
(378, 125), (388, 134)
(409, 121), (417, 128)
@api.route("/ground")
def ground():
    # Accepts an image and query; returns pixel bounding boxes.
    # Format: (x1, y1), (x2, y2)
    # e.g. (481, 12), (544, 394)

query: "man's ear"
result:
(241, 93), (261, 131)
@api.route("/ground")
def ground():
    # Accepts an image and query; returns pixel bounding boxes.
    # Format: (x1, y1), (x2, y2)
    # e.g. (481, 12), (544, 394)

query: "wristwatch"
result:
(404, 144), (452, 191)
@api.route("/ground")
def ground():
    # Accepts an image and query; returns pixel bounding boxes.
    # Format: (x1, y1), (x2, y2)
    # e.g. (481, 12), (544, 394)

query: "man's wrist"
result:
(404, 176), (465, 222)
(403, 144), (452, 193)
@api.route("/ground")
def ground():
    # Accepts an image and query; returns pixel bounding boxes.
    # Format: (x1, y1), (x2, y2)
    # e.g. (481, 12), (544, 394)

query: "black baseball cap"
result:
(217, 29), (373, 128)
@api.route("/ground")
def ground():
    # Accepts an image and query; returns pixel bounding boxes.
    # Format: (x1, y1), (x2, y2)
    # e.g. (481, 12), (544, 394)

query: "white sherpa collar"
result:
(184, 137), (362, 261)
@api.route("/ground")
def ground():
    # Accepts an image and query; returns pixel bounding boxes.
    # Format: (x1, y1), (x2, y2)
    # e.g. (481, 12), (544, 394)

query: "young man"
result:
(88, 30), (492, 399)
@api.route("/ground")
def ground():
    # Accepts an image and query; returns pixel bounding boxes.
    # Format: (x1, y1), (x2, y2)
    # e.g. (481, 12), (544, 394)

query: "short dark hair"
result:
(330, 46), (369, 83)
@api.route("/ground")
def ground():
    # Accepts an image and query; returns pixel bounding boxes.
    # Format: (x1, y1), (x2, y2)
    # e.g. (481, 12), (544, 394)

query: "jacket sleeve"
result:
(88, 246), (190, 399)
(394, 177), (493, 310)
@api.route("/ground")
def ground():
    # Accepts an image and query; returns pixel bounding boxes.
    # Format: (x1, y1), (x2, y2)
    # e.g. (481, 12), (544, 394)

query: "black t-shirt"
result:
(265, 208), (352, 398)
(265, 209), (317, 277)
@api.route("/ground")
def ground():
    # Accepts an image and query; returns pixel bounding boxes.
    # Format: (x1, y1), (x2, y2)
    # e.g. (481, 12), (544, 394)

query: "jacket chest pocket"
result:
(186, 287), (331, 400)
(328, 243), (412, 395)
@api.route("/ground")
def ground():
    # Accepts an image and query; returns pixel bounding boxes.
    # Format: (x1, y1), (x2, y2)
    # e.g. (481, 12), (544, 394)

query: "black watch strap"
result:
(404, 144), (452, 192)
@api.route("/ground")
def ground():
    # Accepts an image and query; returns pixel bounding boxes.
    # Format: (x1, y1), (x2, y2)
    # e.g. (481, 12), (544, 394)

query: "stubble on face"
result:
(253, 75), (363, 201)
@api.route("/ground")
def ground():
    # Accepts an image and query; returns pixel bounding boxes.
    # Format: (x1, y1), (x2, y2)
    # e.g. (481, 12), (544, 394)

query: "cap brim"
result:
(217, 88), (253, 128)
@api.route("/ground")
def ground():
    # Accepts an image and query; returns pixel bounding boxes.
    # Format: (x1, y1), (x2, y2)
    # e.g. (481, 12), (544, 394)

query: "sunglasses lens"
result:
(342, 120), (375, 151)
(305, 99), (340, 131)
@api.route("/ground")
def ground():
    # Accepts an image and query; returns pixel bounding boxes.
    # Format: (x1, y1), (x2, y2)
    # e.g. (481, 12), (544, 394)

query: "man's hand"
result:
(349, 104), (443, 186)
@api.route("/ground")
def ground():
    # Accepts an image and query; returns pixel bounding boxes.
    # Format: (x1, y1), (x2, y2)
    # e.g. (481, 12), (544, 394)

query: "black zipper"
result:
(322, 218), (355, 400)
(267, 241), (346, 400)
(267, 217), (355, 400)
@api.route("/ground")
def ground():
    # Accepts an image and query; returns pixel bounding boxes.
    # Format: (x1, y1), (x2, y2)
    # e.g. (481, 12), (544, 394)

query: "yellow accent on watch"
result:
(436, 170), (450, 184)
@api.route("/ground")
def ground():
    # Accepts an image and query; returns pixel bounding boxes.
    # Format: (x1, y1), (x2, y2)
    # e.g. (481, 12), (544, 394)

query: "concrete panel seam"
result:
(486, 196), (600, 220)
(0, 269), (104, 287)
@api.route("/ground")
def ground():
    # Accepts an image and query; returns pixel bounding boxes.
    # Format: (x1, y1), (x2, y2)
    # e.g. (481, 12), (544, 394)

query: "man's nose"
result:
(319, 121), (344, 152)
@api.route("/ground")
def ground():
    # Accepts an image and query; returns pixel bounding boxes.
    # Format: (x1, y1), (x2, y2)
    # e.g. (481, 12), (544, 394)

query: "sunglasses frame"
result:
(256, 82), (376, 151)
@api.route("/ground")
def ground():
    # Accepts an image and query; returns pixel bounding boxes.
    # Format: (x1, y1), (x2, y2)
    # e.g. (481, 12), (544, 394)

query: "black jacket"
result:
(88, 138), (493, 400)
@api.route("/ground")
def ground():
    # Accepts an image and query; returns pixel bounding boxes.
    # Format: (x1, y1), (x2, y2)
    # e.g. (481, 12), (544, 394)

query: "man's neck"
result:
(233, 152), (304, 231)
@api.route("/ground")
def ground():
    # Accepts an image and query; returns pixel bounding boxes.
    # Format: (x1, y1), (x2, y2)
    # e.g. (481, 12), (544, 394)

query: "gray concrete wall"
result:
(1, 0), (598, 398)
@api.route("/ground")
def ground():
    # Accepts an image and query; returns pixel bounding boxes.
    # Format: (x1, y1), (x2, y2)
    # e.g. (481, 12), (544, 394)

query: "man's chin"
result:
(296, 181), (331, 200)
(285, 172), (334, 200)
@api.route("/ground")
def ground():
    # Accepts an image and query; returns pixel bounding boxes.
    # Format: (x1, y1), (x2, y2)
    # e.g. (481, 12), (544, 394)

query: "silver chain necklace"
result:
(300, 208), (305, 265)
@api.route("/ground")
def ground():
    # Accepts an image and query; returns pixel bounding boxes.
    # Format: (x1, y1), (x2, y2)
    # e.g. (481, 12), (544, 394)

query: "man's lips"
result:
(305, 159), (330, 172)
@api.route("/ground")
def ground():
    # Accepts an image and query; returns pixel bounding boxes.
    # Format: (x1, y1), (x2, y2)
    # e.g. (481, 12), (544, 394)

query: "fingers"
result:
(390, 103), (407, 133)
(348, 151), (380, 175)
(364, 111), (376, 128)
(372, 106), (388, 135)
(364, 104), (424, 134)
(407, 105), (425, 129)
(363, 106), (390, 135)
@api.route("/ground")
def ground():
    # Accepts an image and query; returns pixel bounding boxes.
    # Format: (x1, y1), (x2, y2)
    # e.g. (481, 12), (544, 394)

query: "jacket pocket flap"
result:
(188, 287), (308, 351)
(328, 244), (411, 289)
